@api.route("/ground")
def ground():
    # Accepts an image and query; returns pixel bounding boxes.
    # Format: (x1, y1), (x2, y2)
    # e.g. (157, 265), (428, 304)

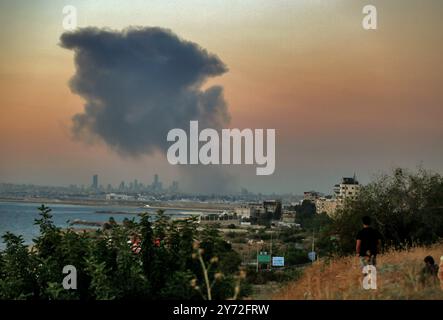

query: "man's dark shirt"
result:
(356, 227), (381, 257)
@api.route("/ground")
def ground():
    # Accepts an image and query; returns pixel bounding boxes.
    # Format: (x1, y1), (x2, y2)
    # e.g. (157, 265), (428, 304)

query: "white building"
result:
(234, 205), (253, 219)
(334, 176), (361, 203)
(106, 193), (135, 201)
(315, 175), (361, 217)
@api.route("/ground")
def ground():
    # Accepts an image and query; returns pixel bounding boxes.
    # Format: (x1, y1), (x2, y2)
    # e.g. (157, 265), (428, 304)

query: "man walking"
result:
(356, 216), (382, 267)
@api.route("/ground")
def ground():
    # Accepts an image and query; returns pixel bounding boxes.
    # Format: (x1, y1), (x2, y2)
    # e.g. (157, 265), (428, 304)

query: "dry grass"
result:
(274, 242), (443, 300)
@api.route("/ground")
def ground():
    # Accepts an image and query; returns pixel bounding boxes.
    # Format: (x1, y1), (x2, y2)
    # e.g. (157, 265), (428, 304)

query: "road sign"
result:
(272, 256), (284, 267)
(308, 251), (316, 262)
(257, 254), (271, 264)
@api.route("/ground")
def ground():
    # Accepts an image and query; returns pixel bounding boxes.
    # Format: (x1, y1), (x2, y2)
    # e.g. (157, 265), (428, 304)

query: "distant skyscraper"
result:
(170, 180), (179, 193)
(92, 174), (98, 190)
(151, 174), (162, 192)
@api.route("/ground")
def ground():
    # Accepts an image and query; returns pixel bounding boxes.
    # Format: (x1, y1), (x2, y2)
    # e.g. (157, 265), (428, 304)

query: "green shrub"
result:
(0, 207), (246, 300)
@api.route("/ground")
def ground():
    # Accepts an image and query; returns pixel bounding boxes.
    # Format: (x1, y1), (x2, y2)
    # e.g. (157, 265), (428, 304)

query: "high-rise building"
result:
(92, 174), (98, 190)
(170, 180), (179, 193)
(151, 174), (162, 192)
(316, 174), (361, 217)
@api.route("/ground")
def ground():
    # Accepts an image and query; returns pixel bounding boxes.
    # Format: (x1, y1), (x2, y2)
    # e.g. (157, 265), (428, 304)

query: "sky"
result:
(0, 0), (442, 194)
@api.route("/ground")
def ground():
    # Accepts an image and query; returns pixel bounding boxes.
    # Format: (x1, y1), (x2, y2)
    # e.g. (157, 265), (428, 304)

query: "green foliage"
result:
(159, 270), (199, 300)
(284, 248), (310, 266)
(249, 228), (271, 241)
(333, 168), (443, 255)
(255, 213), (273, 227)
(0, 206), (245, 300)
(0, 233), (37, 299)
(295, 202), (331, 231)
(245, 266), (303, 285)
(278, 227), (304, 243)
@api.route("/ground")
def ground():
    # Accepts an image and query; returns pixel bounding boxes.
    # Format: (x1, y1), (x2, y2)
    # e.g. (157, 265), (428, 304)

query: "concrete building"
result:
(92, 174), (98, 190)
(315, 197), (338, 217)
(151, 174), (163, 192)
(169, 180), (179, 193)
(105, 193), (135, 201)
(263, 200), (282, 216)
(234, 205), (253, 219)
(303, 190), (322, 202)
(314, 175), (361, 217)
(235, 200), (282, 223)
(281, 212), (296, 223)
(334, 176), (361, 203)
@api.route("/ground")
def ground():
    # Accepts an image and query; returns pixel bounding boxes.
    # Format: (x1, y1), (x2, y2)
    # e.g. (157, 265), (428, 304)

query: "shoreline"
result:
(0, 197), (232, 213)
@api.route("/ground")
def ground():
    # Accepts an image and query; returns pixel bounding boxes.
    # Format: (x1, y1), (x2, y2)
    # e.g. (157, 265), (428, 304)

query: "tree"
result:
(333, 167), (443, 255)
(294, 200), (317, 229)
(0, 233), (37, 299)
(0, 207), (248, 300)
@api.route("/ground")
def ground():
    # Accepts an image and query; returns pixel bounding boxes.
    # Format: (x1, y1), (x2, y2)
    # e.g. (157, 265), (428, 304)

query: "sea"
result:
(0, 201), (202, 249)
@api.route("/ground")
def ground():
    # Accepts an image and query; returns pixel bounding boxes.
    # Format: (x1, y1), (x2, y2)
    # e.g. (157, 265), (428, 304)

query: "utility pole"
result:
(256, 242), (259, 272)
(270, 231), (273, 271)
(312, 229), (315, 263)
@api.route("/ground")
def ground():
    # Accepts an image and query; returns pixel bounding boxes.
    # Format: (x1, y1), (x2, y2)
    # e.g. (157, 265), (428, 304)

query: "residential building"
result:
(315, 197), (338, 217)
(334, 175), (361, 203)
(303, 190), (322, 202)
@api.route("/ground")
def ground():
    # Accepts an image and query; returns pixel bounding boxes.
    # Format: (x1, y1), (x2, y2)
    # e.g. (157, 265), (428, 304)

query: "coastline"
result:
(0, 197), (233, 213)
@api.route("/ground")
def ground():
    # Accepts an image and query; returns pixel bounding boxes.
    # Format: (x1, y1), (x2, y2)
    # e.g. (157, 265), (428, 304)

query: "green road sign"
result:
(258, 254), (271, 264)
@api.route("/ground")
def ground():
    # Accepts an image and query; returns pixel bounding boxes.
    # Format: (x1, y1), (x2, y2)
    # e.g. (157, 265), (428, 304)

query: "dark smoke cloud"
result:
(60, 26), (230, 156)
(60, 27), (235, 193)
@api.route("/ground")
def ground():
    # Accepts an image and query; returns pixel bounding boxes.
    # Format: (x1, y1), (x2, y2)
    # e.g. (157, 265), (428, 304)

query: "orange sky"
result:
(0, 0), (442, 193)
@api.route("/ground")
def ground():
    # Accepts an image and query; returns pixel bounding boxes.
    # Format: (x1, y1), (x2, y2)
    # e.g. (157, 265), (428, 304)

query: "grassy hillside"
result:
(274, 242), (443, 300)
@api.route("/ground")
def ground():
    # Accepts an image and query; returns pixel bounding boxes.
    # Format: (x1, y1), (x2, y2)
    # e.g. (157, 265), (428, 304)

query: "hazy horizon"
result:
(1, 0), (442, 194)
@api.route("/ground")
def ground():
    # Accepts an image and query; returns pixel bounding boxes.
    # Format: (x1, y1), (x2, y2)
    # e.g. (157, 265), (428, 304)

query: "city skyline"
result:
(0, 172), (366, 198)
(1, 0), (442, 194)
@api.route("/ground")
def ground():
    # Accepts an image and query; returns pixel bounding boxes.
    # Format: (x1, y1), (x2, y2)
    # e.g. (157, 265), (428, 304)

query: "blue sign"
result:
(272, 256), (284, 267)
(308, 251), (316, 262)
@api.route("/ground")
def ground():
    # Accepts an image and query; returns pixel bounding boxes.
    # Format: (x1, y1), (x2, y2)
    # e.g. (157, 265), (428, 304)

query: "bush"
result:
(285, 248), (310, 266)
(0, 206), (246, 300)
(245, 266), (303, 285)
